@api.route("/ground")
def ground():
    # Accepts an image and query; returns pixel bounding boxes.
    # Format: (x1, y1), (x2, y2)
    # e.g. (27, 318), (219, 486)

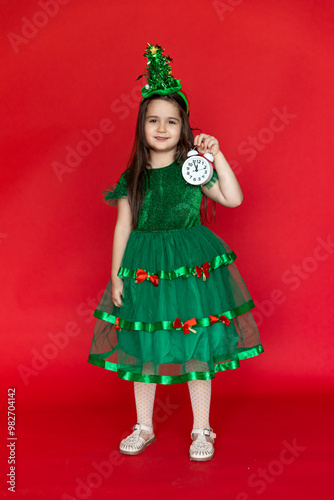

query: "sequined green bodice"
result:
(103, 160), (218, 231)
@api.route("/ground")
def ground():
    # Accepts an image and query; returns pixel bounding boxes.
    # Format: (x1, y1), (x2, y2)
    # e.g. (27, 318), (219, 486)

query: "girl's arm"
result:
(111, 197), (133, 306)
(201, 150), (244, 208)
(194, 134), (243, 208)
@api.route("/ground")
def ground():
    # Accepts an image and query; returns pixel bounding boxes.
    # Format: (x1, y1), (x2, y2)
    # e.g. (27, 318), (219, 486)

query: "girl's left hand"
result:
(194, 134), (220, 156)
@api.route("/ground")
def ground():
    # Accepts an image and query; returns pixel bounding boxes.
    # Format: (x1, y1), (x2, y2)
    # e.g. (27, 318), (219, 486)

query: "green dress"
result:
(87, 159), (264, 384)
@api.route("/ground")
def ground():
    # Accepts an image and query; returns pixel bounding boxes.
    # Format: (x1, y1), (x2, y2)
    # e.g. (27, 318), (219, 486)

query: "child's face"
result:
(144, 99), (182, 154)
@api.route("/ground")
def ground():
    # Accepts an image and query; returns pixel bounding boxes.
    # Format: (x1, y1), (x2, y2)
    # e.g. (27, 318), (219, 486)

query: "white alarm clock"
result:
(182, 147), (215, 185)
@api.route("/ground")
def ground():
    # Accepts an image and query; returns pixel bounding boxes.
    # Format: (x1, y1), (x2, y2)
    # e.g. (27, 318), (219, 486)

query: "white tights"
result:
(133, 361), (212, 436)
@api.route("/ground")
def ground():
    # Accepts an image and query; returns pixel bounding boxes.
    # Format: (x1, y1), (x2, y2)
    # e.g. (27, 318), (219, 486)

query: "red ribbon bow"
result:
(172, 317), (197, 334)
(194, 261), (210, 281)
(114, 317), (122, 330)
(209, 314), (231, 326)
(135, 268), (159, 287)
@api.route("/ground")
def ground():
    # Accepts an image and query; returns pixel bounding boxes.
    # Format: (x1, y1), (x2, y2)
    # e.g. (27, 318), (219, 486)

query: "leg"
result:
(186, 358), (213, 443)
(134, 362), (157, 440)
(187, 379), (212, 428)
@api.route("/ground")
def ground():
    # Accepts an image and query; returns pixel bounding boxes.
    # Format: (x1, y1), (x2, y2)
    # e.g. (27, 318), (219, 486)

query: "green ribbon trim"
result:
(87, 344), (264, 385)
(117, 250), (237, 281)
(93, 299), (255, 332)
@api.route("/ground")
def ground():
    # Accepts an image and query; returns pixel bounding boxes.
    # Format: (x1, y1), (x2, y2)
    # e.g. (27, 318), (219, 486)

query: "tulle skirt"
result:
(87, 224), (264, 384)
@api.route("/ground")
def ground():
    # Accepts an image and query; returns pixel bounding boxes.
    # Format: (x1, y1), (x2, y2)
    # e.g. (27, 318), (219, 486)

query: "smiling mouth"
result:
(155, 136), (168, 139)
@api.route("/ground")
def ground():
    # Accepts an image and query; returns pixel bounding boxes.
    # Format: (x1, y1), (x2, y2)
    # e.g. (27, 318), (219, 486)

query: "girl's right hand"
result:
(111, 276), (124, 307)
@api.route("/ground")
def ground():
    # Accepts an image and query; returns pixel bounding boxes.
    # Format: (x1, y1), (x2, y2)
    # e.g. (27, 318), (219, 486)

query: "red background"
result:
(1, 1), (333, 499)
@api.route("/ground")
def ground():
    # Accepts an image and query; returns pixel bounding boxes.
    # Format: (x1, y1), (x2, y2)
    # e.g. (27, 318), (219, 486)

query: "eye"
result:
(148, 119), (177, 124)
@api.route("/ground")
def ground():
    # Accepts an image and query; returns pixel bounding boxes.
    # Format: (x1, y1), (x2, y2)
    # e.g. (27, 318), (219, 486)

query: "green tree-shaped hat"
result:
(136, 43), (189, 115)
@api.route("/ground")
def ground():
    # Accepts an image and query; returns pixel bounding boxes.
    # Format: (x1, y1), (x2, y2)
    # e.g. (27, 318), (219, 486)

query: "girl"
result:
(87, 44), (264, 461)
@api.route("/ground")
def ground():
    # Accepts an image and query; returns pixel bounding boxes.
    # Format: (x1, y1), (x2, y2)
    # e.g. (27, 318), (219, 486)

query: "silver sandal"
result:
(189, 427), (217, 461)
(119, 423), (156, 455)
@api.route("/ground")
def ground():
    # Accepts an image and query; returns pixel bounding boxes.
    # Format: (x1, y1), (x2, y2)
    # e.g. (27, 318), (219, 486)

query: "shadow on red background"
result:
(1, 0), (333, 498)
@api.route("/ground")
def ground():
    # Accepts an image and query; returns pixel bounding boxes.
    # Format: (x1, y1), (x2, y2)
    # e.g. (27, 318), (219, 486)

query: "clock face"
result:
(182, 156), (213, 185)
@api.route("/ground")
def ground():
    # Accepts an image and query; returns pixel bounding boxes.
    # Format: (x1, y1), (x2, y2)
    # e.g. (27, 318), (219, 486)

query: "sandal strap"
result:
(191, 427), (216, 439)
(134, 422), (154, 433)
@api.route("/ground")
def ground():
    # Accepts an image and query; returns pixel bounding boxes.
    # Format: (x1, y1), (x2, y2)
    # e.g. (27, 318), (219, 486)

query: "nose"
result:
(157, 121), (167, 132)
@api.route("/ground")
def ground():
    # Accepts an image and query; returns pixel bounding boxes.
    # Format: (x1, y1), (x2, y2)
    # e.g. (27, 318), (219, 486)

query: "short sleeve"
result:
(202, 168), (218, 189)
(102, 171), (128, 206)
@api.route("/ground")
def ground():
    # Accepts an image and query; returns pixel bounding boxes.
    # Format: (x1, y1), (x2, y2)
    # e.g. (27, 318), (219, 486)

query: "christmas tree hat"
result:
(136, 43), (189, 115)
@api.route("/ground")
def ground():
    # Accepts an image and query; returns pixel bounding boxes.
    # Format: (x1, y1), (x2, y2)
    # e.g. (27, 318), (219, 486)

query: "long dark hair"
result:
(124, 92), (217, 228)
